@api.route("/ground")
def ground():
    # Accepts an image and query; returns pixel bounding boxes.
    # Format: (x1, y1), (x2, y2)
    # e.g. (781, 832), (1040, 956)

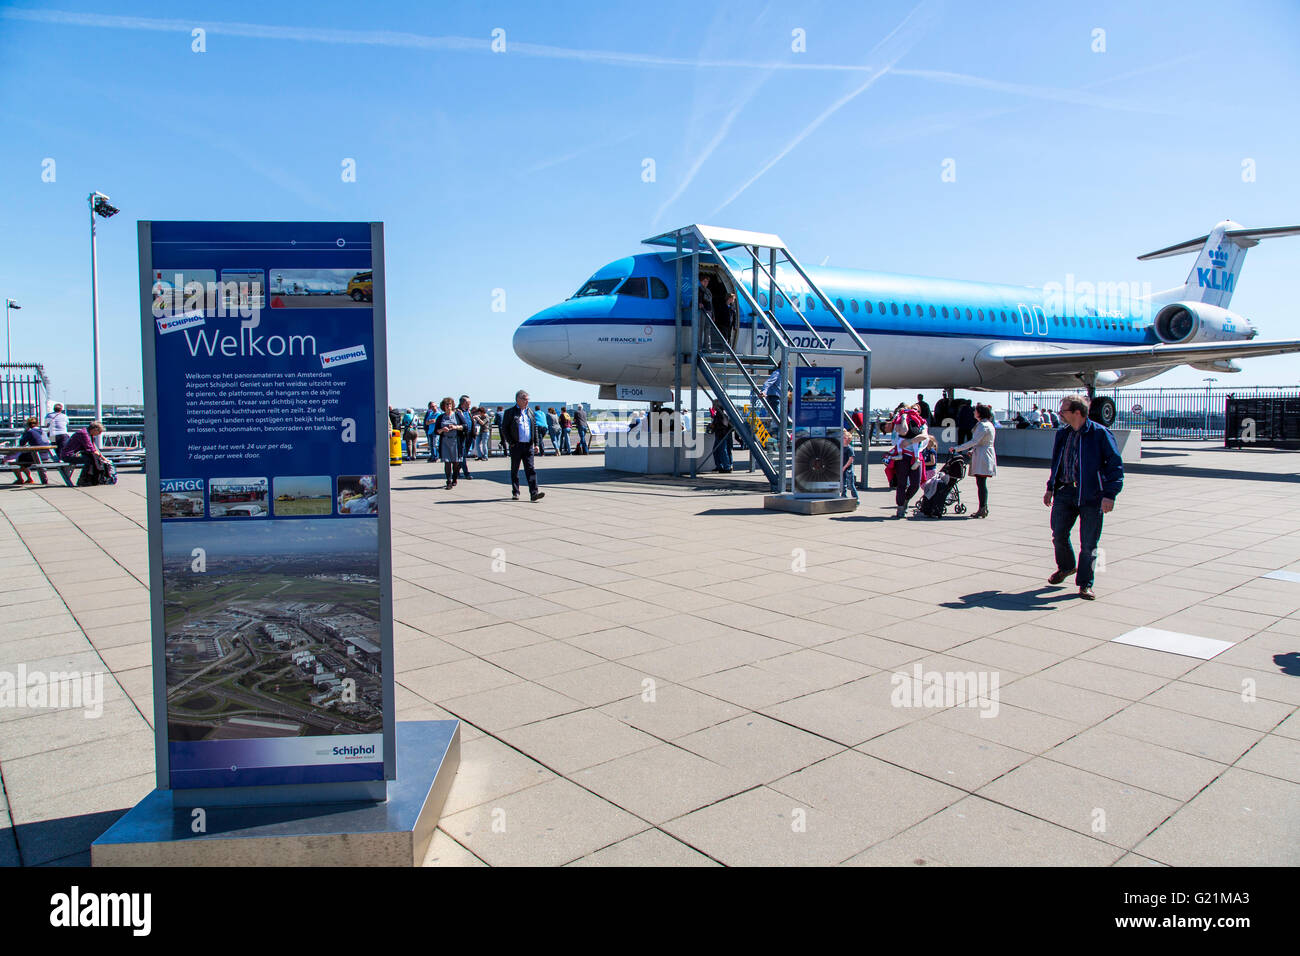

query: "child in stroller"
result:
(915, 450), (968, 518)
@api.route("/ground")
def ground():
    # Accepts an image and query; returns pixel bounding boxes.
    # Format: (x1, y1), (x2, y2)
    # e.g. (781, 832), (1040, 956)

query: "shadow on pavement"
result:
(941, 587), (1076, 611)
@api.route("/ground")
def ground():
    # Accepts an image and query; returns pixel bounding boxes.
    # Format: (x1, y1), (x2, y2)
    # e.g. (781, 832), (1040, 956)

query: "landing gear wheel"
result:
(1089, 396), (1116, 426)
(955, 503), (967, 515)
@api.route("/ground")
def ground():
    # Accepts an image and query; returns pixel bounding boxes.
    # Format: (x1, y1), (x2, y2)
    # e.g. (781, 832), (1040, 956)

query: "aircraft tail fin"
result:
(1137, 221), (1300, 309)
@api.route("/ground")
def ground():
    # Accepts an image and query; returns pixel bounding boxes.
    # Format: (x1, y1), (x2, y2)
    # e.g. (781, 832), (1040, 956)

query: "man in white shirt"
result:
(43, 403), (70, 455)
(1026, 404), (1043, 426)
(501, 390), (544, 502)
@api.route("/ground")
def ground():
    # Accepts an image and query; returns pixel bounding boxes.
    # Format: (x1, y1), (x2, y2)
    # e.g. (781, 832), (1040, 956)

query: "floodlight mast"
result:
(88, 191), (118, 431)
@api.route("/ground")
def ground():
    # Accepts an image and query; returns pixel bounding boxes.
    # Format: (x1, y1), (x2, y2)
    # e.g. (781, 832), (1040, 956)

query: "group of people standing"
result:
(885, 392), (1123, 600)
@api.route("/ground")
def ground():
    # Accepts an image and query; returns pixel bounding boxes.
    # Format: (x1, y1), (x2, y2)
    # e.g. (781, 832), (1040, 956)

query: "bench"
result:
(0, 445), (77, 486)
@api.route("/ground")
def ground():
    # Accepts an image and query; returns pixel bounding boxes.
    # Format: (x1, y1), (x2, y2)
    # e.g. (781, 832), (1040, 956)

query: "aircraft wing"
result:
(995, 338), (1300, 373)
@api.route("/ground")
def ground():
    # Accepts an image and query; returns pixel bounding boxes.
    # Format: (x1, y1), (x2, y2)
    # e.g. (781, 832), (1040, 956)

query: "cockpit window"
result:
(650, 277), (669, 299)
(617, 277), (649, 298)
(572, 278), (622, 298)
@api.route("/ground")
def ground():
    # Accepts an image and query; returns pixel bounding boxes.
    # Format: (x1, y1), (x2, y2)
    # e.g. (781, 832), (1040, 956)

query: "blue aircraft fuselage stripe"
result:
(529, 255), (1165, 346)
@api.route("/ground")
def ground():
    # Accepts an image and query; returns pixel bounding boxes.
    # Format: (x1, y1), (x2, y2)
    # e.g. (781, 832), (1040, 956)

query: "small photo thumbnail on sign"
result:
(267, 268), (372, 309)
(801, 376), (836, 399)
(160, 479), (205, 519)
(219, 269), (265, 311)
(209, 477), (269, 518)
(337, 475), (378, 515)
(273, 475), (333, 516)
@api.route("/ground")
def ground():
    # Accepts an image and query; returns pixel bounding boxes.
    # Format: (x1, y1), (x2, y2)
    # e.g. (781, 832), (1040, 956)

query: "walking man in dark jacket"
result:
(501, 390), (545, 502)
(1044, 394), (1124, 600)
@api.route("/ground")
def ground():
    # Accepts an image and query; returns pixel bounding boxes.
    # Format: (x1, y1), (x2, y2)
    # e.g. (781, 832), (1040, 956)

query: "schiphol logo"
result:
(332, 744), (377, 759)
(50, 886), (151, 936)
(161, 478), (204, 493)
(320, 344), (368, 369)
(156, 312), (206, 336)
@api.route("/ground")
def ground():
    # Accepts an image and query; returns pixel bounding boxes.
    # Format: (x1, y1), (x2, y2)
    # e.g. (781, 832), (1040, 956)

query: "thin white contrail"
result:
(891, 67), (1178, 114)
(652, 72), (772, 226)
(713, 0), (941, 216)
(0, 8), (888, 72)
(651, 0), (777, 227)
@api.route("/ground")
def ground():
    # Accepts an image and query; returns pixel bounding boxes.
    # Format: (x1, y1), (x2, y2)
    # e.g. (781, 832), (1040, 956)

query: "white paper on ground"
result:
(1112, 627), (1235, 661)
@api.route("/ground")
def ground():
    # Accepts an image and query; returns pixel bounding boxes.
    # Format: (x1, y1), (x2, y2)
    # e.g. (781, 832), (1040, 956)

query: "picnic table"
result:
(0, 445), (76, 486)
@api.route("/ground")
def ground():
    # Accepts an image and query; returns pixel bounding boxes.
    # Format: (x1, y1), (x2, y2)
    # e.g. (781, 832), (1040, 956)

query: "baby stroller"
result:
(915, 451), (968, 518)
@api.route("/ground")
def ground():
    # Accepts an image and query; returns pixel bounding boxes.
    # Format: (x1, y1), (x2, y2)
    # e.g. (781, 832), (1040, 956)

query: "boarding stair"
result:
(642, 225), (872, 491)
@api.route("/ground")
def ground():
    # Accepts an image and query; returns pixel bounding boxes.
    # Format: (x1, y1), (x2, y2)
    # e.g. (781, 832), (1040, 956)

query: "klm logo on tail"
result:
(1197, 244), (1236, 295)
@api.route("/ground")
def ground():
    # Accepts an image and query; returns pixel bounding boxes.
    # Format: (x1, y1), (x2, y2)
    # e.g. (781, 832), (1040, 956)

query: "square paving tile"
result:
(499, 710), (659, 774)
(857, 719), (1033, 791)
(597, 684), (743, 740)
(662, 786), (877, 866)
(574, 743), (755, 824)
(440, 777), (644, 867)
(1043, 729), (1226, 801)
(768, 749), (963, 844)
(566, 828), (719, 866)
(977, 757), (1180, 848)
(1133, 768), (1300, 866)
(841, 795), (1123, 866)
(676, 713), (843, 785)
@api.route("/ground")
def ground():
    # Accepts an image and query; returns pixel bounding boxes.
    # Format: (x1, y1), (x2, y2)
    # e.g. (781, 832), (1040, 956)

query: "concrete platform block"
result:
(91, 720), (459, 867)
(763, 495), (859, 515)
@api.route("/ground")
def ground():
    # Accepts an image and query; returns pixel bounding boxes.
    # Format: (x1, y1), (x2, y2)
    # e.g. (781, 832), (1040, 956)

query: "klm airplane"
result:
(513, 220), (1300, 424)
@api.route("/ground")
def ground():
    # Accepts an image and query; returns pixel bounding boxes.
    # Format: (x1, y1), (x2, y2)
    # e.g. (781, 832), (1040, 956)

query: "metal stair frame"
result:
(645, 225), (873, 491)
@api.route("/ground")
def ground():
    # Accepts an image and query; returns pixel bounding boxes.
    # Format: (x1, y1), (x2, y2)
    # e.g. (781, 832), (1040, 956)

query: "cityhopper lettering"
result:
(183, 326), (317, 359)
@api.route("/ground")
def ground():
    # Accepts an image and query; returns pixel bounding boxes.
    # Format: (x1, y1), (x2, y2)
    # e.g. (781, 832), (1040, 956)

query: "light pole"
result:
(4, 299), (19, 426)
(89, 191), (120, 430)
(1203, 377), (1217, 438)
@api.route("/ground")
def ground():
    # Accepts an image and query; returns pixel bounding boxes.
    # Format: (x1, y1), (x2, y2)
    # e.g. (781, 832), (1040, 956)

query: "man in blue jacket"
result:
(1043, 394), (1124, 600)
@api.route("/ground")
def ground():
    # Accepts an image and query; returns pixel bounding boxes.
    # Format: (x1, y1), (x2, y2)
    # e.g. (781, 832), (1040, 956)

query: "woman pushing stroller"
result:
(951, 403), (997, 518)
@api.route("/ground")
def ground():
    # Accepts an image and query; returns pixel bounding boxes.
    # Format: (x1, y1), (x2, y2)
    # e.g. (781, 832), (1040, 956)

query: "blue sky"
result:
(3, 0), (1298, 411)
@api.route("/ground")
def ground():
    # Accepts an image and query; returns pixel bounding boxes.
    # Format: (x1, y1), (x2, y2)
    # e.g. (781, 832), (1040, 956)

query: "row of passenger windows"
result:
(754, 291), (1137, 332)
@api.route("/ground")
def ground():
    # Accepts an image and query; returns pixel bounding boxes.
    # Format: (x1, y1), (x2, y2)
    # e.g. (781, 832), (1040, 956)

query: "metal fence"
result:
(1, 363), (50, 428)
(1008, 386), (1300, 440)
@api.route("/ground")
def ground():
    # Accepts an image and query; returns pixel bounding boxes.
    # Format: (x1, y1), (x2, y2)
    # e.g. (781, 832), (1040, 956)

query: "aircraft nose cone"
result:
(513, 309), (573, 374)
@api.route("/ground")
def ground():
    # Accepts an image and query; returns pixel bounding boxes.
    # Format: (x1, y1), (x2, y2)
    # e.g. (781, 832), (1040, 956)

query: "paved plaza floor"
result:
(1, 442), (1297, 866)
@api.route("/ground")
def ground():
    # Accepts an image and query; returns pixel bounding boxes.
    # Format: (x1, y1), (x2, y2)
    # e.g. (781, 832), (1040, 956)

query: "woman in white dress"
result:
(952, 403), (996, 518)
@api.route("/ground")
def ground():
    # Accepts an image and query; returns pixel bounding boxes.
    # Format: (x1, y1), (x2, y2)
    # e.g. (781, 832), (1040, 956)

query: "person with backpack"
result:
(572, 405), (590, 454)
(558, 408), (572, 455)
(533, 404), (549, 455)
(401, 408), (419, 461)
(61, 422), (114, 485)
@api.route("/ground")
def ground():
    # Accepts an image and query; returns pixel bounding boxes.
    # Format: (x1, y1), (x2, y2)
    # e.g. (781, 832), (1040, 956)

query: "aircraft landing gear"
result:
(1083, 384), (1116, 426)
